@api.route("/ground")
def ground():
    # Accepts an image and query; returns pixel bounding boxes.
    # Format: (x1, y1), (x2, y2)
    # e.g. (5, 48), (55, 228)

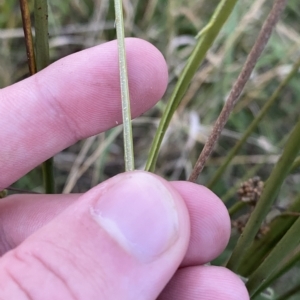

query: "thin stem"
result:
(142, 0), (159, 27)
(0, 190), (7, 198)
(114, 0), (134, 171)
(188, 0), (289, 183)
(290, 156), (300, 173)
(63, 127), (122, 193)
(19, 0), (36, 75)
(226, 116), (300, 273)
(207, 56), (300, 189)
(228, 201), (246, 217)
(255, 248), (300, 296)
(237, 193), (300, 277)
(6, 187), (41, 194)
(274, 282), (300, 300)
(34, 0), (55, 193)
(42, 159), (55, 194)
(34, 0), (49, 70)
(248, 210), (300, 297)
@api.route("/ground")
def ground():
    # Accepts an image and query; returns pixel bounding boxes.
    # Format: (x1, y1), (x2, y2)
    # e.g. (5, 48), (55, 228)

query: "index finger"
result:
(0, 38), (168, 189)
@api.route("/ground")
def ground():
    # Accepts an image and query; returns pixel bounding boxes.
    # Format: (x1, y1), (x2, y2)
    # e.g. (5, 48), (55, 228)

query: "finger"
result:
(0, 38), (168, 189)
(0, 182), (230, 266)
(170, 181), (231, 266)
(0, 171), (190, 300)
(0, 194), (77, 255)
(158, 265), (249, 300)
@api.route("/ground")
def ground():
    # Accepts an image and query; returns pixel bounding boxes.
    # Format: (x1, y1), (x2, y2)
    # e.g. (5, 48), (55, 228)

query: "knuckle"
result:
(0, 243), (77, 300)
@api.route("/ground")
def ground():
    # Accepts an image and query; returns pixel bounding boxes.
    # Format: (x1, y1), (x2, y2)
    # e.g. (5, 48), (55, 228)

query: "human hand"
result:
(0, 38), (249, 299)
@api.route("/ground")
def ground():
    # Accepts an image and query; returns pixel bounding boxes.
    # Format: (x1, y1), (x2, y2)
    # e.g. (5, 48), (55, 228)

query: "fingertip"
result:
(90, 171), (188, 263)
(158, 266), (250, 300)
(170, 181), (231, 265)
(208, 266), (250, 300)
(37, 37), (169, 137)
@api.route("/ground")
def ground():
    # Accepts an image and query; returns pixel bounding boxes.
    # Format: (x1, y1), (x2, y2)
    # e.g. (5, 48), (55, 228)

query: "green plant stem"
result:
(6, 187), (41, 194)
(42, 159), (55, 194)
(34, 0), (55, 193)
(19, 0), (36, 75)
(114, 0), (134, 171)
(290, 156), (300, 173)
(145, 0), (239, 172)
(238, 193), (300, 277)
(248, 210), (300, 297)
(228, 201), (246, 217)
(207, 56), (300, 189)
(0, 190), (7, 198)
(34, 0), (49, 70)
(254, 248), (300, 297)
(274, 282), (300, 300)
(226, 117), (300, 273)
(143, 0), (159, 27)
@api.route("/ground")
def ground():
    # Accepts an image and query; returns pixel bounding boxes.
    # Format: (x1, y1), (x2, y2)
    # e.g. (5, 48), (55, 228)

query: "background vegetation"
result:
(1, 0), (300, 298)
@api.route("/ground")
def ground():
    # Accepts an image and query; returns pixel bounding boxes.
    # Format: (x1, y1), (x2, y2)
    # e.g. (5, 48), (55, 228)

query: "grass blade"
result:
(247, 209), (300, 297)
(145, 0), (239, 172)
(254, 246), (300, 297)
(238, 193), (300, 277)
(114, 0), (134, 171)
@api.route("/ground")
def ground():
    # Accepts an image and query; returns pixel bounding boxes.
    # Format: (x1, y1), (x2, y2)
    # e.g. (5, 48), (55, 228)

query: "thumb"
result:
(0, 171), (190, 300)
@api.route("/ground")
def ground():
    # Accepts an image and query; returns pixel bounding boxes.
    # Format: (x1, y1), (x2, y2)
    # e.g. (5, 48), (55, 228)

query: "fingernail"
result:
(91, 172), (179, 262)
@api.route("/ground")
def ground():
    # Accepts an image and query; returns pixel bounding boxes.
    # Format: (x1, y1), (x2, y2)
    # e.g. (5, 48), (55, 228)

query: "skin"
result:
(0, 38), (249, 300)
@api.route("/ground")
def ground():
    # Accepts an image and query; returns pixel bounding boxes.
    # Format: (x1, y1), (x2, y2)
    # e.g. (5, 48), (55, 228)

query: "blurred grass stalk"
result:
(207, 56), (300, 190)
(275, 282), (300, 300)
(145, 0), (239, 173)
(62, 127), (122, 193)
(254, 243), (300, 297)
(188, 0), (289, 183)
(34, 0), (55, 193)
(247, 190), (300, 296)
(114, 0), (134, 171)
